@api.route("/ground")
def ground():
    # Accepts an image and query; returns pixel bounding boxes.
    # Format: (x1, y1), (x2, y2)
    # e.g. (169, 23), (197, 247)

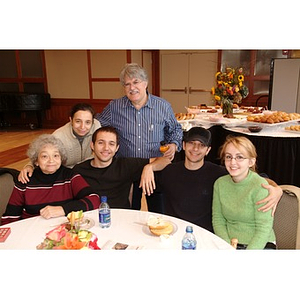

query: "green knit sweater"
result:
(212, 170), (275, 249)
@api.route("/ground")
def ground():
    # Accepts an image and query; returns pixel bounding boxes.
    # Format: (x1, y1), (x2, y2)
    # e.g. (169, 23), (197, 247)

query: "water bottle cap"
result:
(186, 226), (193, 233)
(101, 196), (107, 202)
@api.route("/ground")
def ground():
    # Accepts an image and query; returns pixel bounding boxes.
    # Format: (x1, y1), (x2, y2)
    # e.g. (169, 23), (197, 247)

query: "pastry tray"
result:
(246, 119), (300, 128)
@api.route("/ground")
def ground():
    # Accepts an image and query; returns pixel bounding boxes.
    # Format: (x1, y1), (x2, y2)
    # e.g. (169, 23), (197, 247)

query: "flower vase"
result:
(222, 98), (233, 115)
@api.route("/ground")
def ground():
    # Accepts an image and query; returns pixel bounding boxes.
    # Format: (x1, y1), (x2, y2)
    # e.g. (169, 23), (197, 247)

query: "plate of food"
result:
(246, 111), (300, 126)
(186, 105), (222, 114)
(206, 108), (221, 114)
(175, 112), (196, 121)
(143, 216), (178, 237)
(285, 125), (300, 134)
(197, 114), (247, 126)
(66, 210), (95, 230)
(77, 217), (95, 230)
(247, 119), (300, 128)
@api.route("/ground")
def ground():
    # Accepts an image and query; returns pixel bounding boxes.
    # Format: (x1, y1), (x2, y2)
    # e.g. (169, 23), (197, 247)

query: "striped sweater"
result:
(1, 166), (100, 225)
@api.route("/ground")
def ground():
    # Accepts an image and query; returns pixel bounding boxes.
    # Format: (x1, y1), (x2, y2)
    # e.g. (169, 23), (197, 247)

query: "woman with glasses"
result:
(212, 135), (276, 250)
(1, 134), (100, 225)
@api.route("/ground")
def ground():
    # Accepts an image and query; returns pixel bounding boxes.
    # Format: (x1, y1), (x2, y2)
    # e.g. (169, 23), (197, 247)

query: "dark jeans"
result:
(237, 242), (277, 250)
(131, 181), (165, 214)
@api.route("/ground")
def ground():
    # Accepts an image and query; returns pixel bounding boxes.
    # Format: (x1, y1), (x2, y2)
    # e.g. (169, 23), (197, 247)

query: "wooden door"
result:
(188, 51), (218, 107)
(160, 51), (218, 113)
(161, 53), (189, 113)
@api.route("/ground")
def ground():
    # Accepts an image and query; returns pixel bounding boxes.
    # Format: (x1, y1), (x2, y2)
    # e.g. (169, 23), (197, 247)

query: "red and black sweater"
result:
(1, 166), (100, 225)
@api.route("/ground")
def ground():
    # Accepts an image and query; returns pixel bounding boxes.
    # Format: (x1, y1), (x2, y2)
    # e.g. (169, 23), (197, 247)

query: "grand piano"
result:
(0, 92), (51, 128)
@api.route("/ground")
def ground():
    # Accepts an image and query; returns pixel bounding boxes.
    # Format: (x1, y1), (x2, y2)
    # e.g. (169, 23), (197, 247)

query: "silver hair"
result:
(27, 134), (68, 166)
(119, 63), (148, 85)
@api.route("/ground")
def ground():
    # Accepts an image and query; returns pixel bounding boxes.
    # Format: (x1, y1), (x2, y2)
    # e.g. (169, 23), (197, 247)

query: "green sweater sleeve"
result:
(246, 188), (274, 249)
(212, 180), (231, 244)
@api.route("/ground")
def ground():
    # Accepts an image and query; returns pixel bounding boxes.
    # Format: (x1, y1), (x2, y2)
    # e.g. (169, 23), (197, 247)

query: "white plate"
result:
(247, 119), (300, 128)
(233, 109), (247, 113)
(284, 129), (300, 135)
(78, 217), (95, 230)
(142, 220), (178, 237)
(197, 115), (248, 126)
(178, 119), (198, 124)
(186, 107), (222, 114)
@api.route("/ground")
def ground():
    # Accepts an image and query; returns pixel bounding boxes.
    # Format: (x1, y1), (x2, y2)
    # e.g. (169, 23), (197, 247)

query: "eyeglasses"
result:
(224, 154), (248, 162)
(123, 79), (143, 89)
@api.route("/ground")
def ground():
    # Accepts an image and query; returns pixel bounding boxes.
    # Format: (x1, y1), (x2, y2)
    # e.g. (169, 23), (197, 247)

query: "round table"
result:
(0, 209), (233, 250)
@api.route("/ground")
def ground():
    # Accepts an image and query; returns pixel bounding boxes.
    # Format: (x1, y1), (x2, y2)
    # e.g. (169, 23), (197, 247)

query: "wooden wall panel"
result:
(93, 81), (123, 99)
(41, 50), (145, 129)
(90, 50), (127, 78)
(131, 50), (143, 65)
(45, 50), (89, 99)
(43, 98), (110, 128)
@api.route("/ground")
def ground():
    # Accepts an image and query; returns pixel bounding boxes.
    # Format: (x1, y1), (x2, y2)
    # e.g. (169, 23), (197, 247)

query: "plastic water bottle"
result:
(99, 196), (111, 228)
(182, 226), (197, 250)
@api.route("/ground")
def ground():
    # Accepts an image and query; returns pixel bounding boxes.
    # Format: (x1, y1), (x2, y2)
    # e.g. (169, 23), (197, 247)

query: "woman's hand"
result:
(40, 206), (65, 219)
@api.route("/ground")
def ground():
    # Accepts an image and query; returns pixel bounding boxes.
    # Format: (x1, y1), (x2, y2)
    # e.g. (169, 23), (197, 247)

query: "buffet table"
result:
(177, 112), (300, 187)
(0, 209), (233, 250)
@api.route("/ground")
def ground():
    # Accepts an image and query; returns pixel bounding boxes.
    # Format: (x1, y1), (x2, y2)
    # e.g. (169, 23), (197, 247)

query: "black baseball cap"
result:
(183, 126), (212, 147)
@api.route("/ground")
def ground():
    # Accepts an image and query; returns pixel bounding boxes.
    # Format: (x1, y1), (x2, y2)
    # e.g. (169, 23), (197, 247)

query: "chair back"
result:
(273, 185), (300, 249)
(0, 168), (19, 224)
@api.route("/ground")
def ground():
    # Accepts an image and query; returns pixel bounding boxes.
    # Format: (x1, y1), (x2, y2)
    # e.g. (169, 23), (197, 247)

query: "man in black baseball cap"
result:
(153, 125), (281, 233)
(183, 126), (212, 147)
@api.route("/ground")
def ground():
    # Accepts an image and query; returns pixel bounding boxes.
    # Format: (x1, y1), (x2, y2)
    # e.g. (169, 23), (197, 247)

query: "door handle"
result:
(162, 87), (188, 94)
(189, 87), (210, 93)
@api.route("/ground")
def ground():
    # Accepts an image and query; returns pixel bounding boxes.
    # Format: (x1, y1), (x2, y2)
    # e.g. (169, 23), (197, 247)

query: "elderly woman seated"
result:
(1, 134), (100, 225)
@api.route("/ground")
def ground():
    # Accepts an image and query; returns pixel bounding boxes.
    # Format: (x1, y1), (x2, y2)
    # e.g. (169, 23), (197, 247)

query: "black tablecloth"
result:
(211, 125), (300, 187)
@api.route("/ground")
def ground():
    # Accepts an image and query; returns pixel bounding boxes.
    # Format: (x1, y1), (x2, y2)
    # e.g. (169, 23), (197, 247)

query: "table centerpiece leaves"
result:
(36, 211), (100, 250)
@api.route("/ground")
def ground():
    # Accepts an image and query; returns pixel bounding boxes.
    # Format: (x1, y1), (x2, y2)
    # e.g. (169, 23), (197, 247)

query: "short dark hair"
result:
(70, 103), (95, 119)
(92, 126), (119, 145)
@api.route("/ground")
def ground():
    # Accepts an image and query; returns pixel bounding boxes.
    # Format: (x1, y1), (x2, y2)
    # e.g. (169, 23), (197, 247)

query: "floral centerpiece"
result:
(36, 211), (100, 250)
(211, 67), (249, 115)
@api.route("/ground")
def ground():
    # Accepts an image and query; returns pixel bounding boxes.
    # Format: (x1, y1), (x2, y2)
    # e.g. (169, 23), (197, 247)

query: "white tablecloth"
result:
(224, 121), (300, 137)
(0, 209), (233, 250)
(179, 115), (300, 137)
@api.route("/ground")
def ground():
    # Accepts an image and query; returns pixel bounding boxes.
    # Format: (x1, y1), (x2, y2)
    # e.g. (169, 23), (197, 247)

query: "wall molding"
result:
(43, 98), (110, 128)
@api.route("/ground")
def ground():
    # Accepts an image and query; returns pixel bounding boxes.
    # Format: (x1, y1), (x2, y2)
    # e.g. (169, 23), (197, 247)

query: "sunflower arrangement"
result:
(211, 67), (249, 108)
